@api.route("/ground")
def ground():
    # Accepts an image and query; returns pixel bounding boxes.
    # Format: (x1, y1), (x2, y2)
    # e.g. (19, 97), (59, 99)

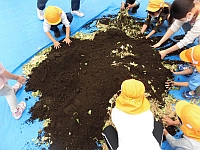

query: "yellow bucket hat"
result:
(176, 101), (200, 142)
(146, 0), (168, 12)
(44, 6), (62, 25)
(116, 79), (150, 114)
(179, 45), (200, 72)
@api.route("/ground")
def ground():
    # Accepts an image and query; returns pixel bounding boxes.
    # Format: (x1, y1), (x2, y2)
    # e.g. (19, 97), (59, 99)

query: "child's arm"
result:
(153, 16), (165, 32)
(45, 32), (61, 49)
(0, 70), (18, 80)
(0, 64), (26, 84)
(127, 0), (141, 8)
(153, 20), (184, 48)
(163, 117), (181, 126)
(43, 21), (61, 49)
(61, 12), (71, 46)
(173, 68), (193, 75)
(176, 19), (200, 50)
(141, 14), (151, 33)
(145, 30), (156, 39)
(121, 0), (125, 9)
(62, 26), (71, 46)
(173, 81), (189, 87)
(141, 24), (148, 34)
(146, 15), (165, 39)
(127, 3), (137, 9)
(165, 132), (193, 149)
(153, 28), (174, 48)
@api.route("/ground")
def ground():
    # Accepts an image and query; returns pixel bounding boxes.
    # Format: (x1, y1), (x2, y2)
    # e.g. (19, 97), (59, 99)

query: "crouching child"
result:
(43, 6), (73, 49)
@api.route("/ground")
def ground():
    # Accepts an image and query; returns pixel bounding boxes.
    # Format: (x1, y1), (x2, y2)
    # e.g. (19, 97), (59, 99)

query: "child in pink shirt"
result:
(0, 63), (26, 119)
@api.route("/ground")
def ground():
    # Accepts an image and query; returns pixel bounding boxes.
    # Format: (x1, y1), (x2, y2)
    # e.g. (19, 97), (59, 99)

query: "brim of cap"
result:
(179, 49), (191, 62)
(175, 101), (190, 117)
(47, 17), (61, 25)
(146, 7), (160, 12)
(116, 95), (150, 114)
(146, 3), (168, 12)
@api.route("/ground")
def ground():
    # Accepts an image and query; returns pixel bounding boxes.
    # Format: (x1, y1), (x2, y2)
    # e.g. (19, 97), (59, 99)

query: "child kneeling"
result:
(166, 45), (200, 99)
(43, 6), (73, 49)
(0, 63), (26, 119)
(141, 0), (170, 39)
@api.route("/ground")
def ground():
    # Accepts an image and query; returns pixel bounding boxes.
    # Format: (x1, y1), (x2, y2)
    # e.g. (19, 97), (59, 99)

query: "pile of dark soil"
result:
(25, 15), (181, 149)
(25, 28), (173, 150)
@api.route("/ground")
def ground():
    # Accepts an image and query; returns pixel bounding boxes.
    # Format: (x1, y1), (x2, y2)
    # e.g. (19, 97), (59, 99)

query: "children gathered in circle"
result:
(2, 1), (200, 150)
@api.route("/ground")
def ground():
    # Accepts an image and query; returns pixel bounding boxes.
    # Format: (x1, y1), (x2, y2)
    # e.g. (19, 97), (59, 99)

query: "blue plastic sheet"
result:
(0, 0), (195, 149)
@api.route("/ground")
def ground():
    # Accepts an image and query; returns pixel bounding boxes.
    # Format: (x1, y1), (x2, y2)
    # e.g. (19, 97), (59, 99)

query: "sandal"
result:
(178, 64), (189, 71)
(12, 101), (26, 119)
(182, 91), (200, 100)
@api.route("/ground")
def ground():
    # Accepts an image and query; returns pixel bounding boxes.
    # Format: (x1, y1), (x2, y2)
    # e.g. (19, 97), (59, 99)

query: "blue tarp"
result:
(0, 0), (193, 149)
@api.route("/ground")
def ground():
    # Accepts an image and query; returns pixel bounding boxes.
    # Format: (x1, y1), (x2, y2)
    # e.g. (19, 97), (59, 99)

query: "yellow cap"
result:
(146, 0), (168, 12)
(179, 45), (200, 72)
(44, 6), (62, 25)
(176, 101), (200, 142)
(116, 79), (150, 114)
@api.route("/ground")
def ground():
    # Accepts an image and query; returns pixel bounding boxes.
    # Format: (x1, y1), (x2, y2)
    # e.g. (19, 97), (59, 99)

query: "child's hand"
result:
(120, 5), (125, 10)
(152, 42), (161, 48)
(159, 50), (167, 59)
(163, 128), (169, 136)
(165, 80), (174, 90)
(53, 41), (61, 49)
(63, 38), (72, 46)
(120, 2), (125, 10)
(127, 3), (132, 9)
(17, 76), (26, 84)
(171, 69), (179, 75)
(163, 117), (175, 126)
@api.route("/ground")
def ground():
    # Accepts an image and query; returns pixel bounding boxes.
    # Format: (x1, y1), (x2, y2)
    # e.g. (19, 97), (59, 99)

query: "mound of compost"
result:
(26, 28), (174, 150)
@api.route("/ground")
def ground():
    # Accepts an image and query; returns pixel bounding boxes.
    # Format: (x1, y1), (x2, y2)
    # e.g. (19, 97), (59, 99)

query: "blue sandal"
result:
(182, 91), (200, 99)
(178, 64), (190, 71)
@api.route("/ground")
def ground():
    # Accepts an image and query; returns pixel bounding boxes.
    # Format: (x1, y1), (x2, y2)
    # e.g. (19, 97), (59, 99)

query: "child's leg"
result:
(125, 0), (135, 7)
(0, 84), (18, 112)
(62, 13), (73, 33)
(37, 0), (48, 10)
(37, 0), (47, 20)
(102, 125), (118, 150)
(153, 120), (164, 146)
(50, 25), (59, 32)
(125, 0), (140, 13)
(131, 4), (140, 13)
(195, 85), (200, 96)
(71, 0), (84, 17)
(12, 82), (22, 94)
(0, 84), (26, 119)
(66, 13), (73, 23)
(50, 25), (60, 38)
(182, 90), (196, 99)
(71, 0), (80, 11)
